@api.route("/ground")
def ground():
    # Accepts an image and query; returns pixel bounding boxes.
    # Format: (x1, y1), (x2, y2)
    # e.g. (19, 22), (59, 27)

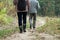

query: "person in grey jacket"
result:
(29, 0), (40, 31)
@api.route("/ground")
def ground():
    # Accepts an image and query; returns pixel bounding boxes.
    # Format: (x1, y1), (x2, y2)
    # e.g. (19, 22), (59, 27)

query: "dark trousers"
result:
(17, 12), (27, 32)
(29, 13), (36, 29)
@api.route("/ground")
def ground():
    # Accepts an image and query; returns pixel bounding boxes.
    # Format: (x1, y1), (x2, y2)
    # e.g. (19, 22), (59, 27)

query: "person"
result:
(13, 0), (29, 33)
(29, 0), (40, 31)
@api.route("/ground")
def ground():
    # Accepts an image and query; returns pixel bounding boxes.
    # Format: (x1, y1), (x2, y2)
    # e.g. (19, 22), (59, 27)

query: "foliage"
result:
(0, 2), (4, 9)
(0, 27), (19, 39)
(38, 0), (60, 16)
(0, 7), (13, 25)
(0, 0), (60, 17)
(37, 17), (60, 35)
(0, 0), (14, 25)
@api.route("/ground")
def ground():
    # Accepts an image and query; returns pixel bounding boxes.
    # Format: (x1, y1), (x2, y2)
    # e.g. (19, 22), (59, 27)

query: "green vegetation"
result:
(0, 27), (19, 39)
(0, 8), (13, 25)
(0, 0), (15, 39)
(0, 0), (14, 25)
(38, 0), (60, 16)
(37, 17), (60, 35)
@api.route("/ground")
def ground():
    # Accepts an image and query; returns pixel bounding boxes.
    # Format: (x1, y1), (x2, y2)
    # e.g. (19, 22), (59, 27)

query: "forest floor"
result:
(0, 16), (60, 40)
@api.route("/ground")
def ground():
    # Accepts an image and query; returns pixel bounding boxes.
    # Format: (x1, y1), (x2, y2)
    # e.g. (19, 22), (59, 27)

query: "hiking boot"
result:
(23, 24), (26, 32)
(19, 26), (22, 33)
(23, 30), (26, 32)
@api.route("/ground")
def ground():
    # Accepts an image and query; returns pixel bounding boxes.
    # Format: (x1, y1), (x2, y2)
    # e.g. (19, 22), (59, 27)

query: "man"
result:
(29, 0), (40, 31)
(13, 0), (29, 33)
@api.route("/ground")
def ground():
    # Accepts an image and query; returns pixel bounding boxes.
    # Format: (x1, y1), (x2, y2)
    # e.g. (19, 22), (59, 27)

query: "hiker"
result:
(13, 0), (29, 33)
(29, 0), (40, 31)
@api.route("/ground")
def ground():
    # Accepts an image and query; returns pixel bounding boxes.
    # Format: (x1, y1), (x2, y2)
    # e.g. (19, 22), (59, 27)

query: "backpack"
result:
(17, 0), (26, 11)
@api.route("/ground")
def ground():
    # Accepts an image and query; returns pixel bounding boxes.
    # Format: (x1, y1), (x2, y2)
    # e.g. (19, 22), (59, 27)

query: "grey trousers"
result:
(29, 13), (36, 29)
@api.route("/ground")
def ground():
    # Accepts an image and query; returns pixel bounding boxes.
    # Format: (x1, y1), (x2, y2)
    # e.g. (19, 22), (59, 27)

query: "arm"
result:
(36, 1), (40, 10)
(27, 0), (30, 10)
(38, 2), (40, 9)
(37, 1), (40, 9)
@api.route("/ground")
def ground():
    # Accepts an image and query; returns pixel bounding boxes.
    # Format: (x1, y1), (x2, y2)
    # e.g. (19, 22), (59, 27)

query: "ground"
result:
(1, 17), (60, 40)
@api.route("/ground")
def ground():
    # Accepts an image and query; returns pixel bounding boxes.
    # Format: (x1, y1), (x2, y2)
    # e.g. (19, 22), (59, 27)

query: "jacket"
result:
(29, 0), (40, 13)
(13, 0), (29, 12)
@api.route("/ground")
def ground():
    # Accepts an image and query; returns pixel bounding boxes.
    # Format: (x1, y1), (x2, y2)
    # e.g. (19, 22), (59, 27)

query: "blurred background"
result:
(0, 0), (60, 40)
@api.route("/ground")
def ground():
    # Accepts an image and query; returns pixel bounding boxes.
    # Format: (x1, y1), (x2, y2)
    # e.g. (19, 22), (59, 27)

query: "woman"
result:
(13, 0), (29, 33)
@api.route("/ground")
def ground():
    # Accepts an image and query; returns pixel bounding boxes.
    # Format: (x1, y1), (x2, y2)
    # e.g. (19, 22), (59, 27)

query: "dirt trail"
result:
(1, 17), (60, 40)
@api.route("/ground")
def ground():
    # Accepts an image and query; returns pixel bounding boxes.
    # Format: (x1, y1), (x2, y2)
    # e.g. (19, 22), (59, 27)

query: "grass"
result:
(0, 18), (30, 39)
(0, 27), (19, 39)
(37, 17), (60, 35)
(0, 22), (30, 39)
(0, 7), (13, 25)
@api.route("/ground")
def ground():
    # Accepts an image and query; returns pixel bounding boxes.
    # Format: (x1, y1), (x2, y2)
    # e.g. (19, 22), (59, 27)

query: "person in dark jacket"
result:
(13, 0), (29, 33)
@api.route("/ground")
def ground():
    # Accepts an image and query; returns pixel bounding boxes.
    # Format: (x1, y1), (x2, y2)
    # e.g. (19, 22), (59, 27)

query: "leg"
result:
(33, 13), (36, 29)
(17, 12), (22, 33)
(23, 12), (27, 32)
(29, 14), (33, 29)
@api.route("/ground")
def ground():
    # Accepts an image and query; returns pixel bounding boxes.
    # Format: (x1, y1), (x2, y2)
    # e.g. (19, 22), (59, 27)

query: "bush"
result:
(37, 17), (60, 35)
(0, 7), (13, 25)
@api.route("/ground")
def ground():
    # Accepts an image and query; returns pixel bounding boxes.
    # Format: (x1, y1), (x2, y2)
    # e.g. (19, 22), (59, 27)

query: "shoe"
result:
(19, 26), (23, 33)
(23, 24), (26, 32)
(23, 30), (26, 32)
